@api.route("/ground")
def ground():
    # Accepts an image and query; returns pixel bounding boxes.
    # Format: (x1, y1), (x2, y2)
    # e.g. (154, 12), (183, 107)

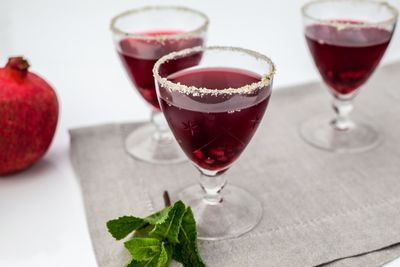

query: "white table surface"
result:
(1, 0), (400, 266)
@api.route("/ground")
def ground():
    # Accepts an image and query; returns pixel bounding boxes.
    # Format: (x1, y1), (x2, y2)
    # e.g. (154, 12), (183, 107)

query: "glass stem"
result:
(331, 97), (354, 131)
(150, 110), (173, 144)
(199, 171), (227, 205)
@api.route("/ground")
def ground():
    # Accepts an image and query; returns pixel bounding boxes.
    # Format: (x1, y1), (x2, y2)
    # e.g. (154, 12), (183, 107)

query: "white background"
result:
(0, 0), (400, 266)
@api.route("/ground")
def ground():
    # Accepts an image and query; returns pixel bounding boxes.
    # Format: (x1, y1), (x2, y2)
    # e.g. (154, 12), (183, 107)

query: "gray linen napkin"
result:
(70, 62), (400, 267)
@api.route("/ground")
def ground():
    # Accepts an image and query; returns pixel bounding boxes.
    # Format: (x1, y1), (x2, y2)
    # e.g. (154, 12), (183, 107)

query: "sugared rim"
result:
(153, 46), (276, 96)
(110, 6), (209, 40)
(302, 0), (399, 28)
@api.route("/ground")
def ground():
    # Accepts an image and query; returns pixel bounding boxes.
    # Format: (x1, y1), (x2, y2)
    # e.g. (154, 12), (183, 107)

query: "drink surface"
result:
(305, 22), (391, 95)
(159, 67), (271, 172)
(118, 30), (203, 110)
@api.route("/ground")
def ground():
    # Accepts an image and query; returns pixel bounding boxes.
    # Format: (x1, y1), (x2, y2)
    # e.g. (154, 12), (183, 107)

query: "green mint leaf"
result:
(107, 216), (146, 240)
(149, 201), (186, 244)
(125, 241), (170, 267)
(124, 237), (161, 261)
(144, 207), (171, 225)
(173, 207), (205, 267)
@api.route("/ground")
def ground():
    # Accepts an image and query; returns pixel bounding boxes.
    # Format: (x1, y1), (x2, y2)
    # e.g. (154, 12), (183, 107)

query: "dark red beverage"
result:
(158, 67), (271, 172)
(305, 22), (392, 95)
(117, 30), (204, 110)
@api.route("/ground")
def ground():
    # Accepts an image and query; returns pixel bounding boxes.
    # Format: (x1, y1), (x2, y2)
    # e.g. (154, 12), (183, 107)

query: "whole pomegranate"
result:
(0, 57), (58, 175)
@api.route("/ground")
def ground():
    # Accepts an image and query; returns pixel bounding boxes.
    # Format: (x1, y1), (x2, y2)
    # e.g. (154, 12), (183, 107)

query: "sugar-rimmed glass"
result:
(110, 6), (209, 164)
(301, 0), (398, 153)
(153, 46), (275, 240)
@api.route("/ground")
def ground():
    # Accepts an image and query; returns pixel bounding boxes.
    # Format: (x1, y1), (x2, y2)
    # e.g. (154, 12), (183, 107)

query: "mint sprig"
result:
(107, 201), (206, 267)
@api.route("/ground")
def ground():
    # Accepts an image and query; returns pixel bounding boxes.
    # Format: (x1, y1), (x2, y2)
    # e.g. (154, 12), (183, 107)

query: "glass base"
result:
(300, 113), (381, 153)
(125, 123), (187, 164)
(175, 184), (262, 241)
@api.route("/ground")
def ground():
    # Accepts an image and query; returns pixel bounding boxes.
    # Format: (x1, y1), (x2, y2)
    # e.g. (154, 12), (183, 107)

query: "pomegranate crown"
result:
(6, 57), (30, 72)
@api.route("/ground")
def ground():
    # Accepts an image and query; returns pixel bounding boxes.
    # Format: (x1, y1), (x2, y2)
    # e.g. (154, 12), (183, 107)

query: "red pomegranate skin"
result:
(0, 57), (58, 175)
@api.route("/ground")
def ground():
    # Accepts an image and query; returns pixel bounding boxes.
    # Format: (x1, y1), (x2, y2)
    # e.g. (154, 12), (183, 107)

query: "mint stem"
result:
(163, 191), (171, 207)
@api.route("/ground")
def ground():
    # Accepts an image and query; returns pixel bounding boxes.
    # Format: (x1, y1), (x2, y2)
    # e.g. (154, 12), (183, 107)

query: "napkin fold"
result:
(70, 62), (400, 267)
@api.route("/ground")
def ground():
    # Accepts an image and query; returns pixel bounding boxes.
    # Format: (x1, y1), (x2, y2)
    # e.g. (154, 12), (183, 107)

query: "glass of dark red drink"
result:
(301, 0), (398, 153)
(153, 46), (276, 240)
(110, 6), (208, 163)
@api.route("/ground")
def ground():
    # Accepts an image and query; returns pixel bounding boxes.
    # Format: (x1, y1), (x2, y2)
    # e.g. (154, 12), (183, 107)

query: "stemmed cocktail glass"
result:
(153, 46), (275, 240)
(301, 0), (398, 153)
(110, 6), (209, 163)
